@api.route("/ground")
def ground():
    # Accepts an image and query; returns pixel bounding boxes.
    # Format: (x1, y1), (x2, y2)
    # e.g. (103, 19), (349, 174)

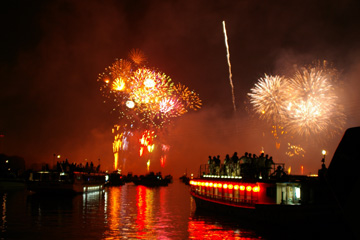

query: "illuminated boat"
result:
(27, 171), (105, 194)
(190, 127), (360, 224)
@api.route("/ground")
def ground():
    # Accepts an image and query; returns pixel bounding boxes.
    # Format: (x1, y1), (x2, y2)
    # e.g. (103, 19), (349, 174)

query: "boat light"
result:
(190, 180), (260, 194)
(295, 187), (301, 198)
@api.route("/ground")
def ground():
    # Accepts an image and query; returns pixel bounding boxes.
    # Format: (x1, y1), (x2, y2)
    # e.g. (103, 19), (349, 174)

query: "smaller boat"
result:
(106, 170), (126, 186)
(164, 174), (173, 184)
(133, 172), (168, 187)
(27, 170), (105, 194)
(179, 174), (190, 185)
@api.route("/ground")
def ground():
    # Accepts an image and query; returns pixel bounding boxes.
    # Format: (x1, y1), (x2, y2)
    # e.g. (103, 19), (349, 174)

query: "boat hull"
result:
(27, 171), (105, 194)
(191, 191), (342, 224)
(27, 181), (104, 194)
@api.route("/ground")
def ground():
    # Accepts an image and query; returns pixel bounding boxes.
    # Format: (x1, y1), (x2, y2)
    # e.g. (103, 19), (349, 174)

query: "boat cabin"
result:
(190, 160), (318, 207)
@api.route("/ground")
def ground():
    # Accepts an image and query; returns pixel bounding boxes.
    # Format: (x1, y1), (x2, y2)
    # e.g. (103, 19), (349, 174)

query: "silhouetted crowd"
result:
(56, 159), (101, 173)
(207, 152), (285, 179)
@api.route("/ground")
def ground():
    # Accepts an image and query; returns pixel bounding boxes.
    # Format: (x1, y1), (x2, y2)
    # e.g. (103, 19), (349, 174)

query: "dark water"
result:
(0, 181), (357, 240)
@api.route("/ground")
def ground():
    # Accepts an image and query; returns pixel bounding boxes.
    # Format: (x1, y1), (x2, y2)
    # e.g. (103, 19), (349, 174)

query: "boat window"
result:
(276, 183), (301, 204)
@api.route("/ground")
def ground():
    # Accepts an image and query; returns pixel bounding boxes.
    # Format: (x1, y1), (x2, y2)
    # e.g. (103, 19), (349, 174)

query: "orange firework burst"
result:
(129, 48), (146, 65)
(173, 83), (202, 111)
(98, 50), (202, 170)
(139, 130), (155, 157)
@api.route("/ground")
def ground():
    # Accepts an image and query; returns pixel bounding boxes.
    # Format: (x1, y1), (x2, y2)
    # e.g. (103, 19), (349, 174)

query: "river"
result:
(0, 180), (356, 239)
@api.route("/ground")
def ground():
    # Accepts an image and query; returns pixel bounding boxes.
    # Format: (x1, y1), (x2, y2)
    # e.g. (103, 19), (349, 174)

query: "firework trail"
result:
(222, 21), (236, 113)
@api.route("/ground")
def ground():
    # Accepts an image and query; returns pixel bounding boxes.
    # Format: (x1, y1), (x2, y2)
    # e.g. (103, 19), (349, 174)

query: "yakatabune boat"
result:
(190, 127), (360, 224)
(27, 171), (105, 194)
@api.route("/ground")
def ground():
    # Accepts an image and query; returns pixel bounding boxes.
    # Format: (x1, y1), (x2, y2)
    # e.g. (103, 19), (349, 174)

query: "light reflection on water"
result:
(3, 180), (354, 239)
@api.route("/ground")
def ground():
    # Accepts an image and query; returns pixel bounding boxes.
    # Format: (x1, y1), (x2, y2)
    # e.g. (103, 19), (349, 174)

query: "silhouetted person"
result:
(264, 155), (274, 179)
(215, 155), (221, 175)
(224, 154), (231, 175)
(208, 156), (214, 175)
(272, 165), (286, 179)
(230, 152), (239, 176)
(239, 152), (249, 177)
(258, 153), (266, 178)
(249, 153), (258, 178)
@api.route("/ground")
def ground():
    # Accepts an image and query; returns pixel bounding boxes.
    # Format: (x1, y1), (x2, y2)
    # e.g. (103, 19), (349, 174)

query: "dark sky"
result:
(1, 0), (360, 176)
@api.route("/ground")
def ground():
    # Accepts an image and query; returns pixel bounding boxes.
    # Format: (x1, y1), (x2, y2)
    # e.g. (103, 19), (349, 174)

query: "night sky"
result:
(1, 0), (360, 176)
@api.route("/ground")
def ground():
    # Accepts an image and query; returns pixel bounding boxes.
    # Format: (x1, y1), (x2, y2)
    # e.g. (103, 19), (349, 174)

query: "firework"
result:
(128, 48), (146, 65)
(248, 61), (346, 139)
(285, 142), (305, 158)
(173, 83), (202, 112)
(112, 125), (132, 170)
(130, 68), (174, 115)
(98, 50), (202, 170)
(248, 74), (289, 124)
(222, 21), (236, 113)
(98, 56), (200, 129)
(285, 65), (346, 137)
(139, 130), (155, 157)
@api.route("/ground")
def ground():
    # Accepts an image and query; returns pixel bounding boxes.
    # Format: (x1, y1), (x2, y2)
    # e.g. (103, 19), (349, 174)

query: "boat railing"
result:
(199, 162), (286, 180)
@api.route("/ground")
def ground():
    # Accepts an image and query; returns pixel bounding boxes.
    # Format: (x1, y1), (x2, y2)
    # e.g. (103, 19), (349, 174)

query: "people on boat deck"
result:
(224, 154), (232, 175)
(231, 152), (240, 175)
(56, 159), (101, 173)
(271, 165), (287, 178)
(206, 151), (276, 179)
(264, 155), (274, 179)
(208, 156), (213, 174)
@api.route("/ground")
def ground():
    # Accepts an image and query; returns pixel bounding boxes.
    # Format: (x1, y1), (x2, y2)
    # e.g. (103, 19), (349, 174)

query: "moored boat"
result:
(179, 174), (190, 185)
(106, 170), (126, 186)
(133, 172), (169, 187)
(27, 170), (105, 194)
